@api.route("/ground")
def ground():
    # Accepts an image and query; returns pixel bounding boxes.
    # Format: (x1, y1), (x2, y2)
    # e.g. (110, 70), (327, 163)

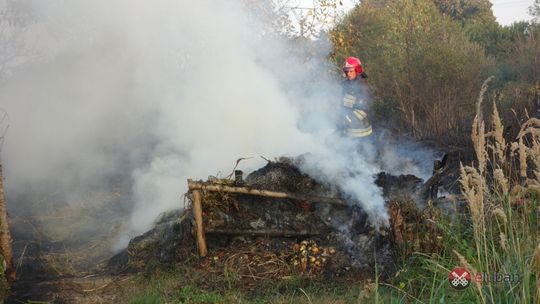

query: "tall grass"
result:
(375, 84), (540, 303)
(395, 108), (536, 303)
(457, 98), (540, 302)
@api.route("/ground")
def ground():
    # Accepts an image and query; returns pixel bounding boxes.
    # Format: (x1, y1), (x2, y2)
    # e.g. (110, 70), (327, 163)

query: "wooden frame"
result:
(187, 179), (344, 257)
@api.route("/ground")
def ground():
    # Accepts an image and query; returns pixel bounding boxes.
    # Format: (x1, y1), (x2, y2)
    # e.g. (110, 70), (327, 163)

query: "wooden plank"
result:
(192, 190), (207, 257)
(187, 179), (345, 206)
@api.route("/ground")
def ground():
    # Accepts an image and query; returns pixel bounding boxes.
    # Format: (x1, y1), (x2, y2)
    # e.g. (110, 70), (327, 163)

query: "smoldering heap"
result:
(110, 155), (453, 281)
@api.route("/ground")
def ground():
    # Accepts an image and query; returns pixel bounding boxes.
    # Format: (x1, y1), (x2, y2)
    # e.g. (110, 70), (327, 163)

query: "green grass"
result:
(125, 263), (363, 304)
(374, 195), (539, 304)
(131, 292), (161, 304)
(125, 193), (539, 304)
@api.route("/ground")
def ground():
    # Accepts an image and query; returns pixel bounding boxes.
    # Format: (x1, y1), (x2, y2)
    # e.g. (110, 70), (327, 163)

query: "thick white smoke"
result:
(0, 0), (436, 252)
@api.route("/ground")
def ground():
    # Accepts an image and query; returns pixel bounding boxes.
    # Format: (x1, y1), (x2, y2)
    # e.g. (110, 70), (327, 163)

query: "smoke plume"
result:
(0, 0), (436, 252)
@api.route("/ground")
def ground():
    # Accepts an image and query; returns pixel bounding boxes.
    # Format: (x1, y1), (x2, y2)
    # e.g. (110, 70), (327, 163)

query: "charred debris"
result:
(110, 153), (463, 281)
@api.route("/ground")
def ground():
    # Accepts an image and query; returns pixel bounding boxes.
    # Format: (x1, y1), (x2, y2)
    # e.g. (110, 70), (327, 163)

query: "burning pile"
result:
(111, 155), (453, 282)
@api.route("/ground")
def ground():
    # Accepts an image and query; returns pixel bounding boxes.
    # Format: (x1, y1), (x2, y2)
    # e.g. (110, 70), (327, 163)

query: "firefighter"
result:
(340, 56), (372, 138)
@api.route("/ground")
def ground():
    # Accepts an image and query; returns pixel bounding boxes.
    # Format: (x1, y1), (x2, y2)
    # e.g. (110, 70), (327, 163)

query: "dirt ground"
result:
(5, 156), (457, 303)
(6, 179), (136, 303)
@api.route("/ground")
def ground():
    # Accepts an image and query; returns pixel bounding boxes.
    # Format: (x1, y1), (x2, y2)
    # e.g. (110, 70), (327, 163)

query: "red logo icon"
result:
(449, 267), (471, 289)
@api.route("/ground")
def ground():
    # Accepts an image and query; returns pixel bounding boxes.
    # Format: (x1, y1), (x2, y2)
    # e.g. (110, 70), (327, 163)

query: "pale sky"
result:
(491, 0), (534, 25)
(297, 0), (535, 27)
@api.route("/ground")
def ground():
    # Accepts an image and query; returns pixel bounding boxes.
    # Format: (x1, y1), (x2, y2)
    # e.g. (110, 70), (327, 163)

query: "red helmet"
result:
(343, 57), (363, 75)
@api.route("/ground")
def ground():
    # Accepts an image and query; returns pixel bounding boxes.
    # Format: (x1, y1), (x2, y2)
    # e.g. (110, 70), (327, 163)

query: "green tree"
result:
(331, 0), (492, 143)
(494, 24), (540, 133)
(432, 0), (510, 59)
(530, 0), (540, 23)
(433, 0), (495, 25)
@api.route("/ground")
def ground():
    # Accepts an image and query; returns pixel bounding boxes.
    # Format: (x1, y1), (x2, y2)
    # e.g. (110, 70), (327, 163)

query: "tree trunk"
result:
(0, 163), (14, 281)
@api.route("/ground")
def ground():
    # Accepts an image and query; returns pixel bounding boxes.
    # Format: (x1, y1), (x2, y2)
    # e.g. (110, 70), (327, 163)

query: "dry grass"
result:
(457, 83), (540, 303)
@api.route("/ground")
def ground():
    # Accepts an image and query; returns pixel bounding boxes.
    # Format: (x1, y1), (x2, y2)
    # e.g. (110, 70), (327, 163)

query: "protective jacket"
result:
(339, 75), (372, 138)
